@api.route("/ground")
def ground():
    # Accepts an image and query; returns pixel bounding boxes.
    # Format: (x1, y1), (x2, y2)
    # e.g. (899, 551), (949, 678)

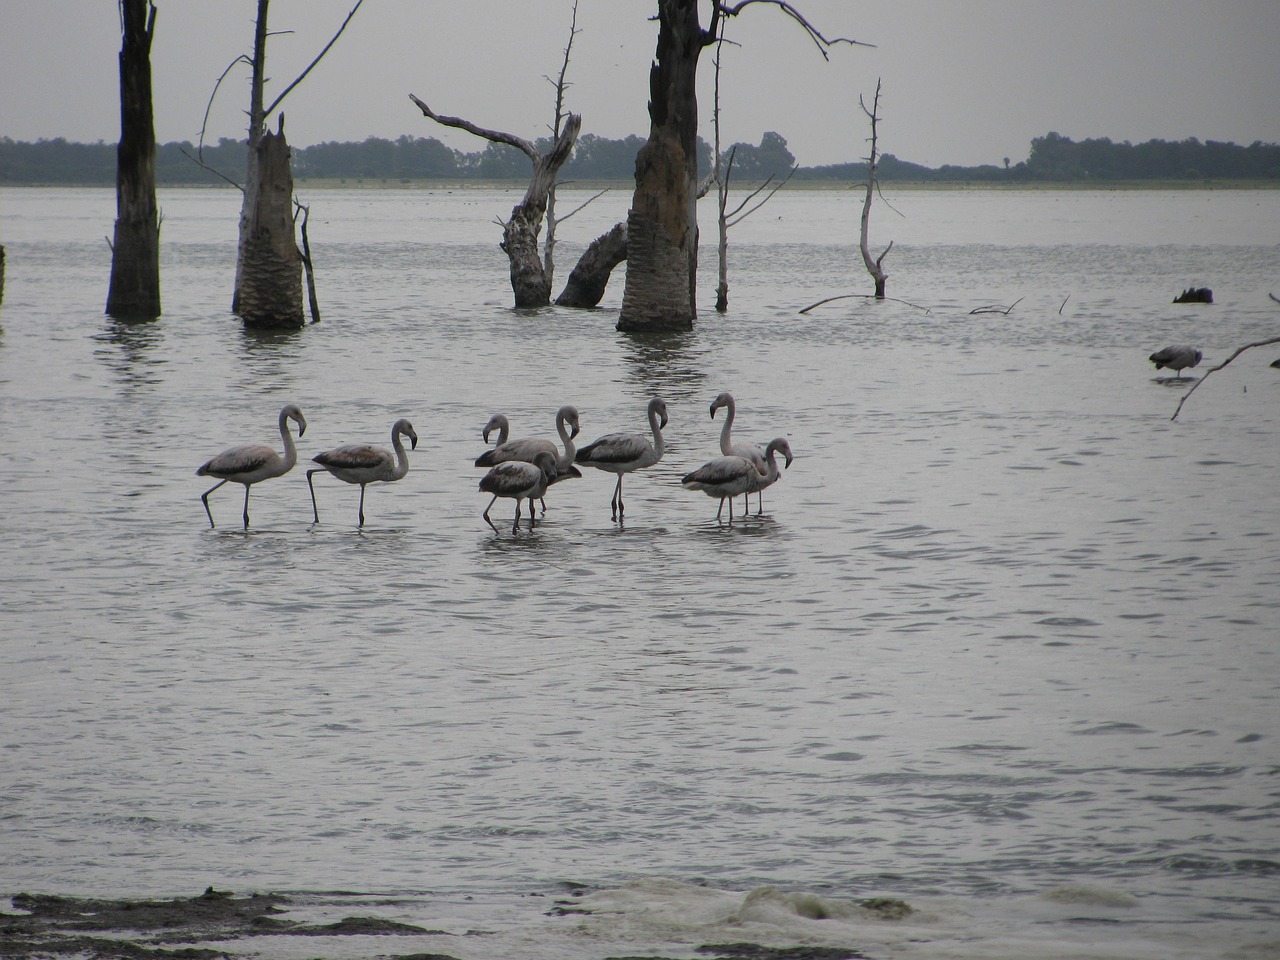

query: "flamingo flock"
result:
(196, 393), (793, 532)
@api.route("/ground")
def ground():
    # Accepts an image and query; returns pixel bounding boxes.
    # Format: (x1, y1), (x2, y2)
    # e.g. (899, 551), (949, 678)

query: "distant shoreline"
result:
(5, 178), (1279, 191)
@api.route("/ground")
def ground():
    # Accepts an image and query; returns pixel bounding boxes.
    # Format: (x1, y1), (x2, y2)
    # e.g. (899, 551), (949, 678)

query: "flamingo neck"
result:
(391, 429), (411, 480)
(718, 399), (736, 456)
(649, 409), (666, 460)
(279, 412), (298, 470)
(557, 414), (576, 467)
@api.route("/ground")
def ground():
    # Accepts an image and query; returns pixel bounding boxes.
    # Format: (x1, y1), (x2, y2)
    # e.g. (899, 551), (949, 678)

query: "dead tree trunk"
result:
(556, 222), (628, 307)
(617, 0), (706, 333)
(859, 78), (891, 300)
(235, 116), (304, 328)
(227, 0), (360, 327)
(106, 0), (161, 319)
(410, 95), (581, 309)
(619, 1), (863, 332)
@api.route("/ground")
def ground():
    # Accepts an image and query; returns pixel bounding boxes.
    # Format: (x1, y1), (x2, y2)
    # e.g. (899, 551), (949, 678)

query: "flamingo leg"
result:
(201, 479), (228, 528)
(307, 470), (322, 523)
(728, 494), (735, 522)
(512, 499), (522, 534)
(482, 495), (499, 533)
(241, 484), (252, 529)
(539, 497), (547, 515)
(358, 484), (367, 528)
(715, 497), (725, 522)
(612, 475), (624, 521)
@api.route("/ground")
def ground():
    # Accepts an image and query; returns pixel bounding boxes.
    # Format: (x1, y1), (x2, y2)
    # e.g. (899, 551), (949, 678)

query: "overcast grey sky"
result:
(3, 1), (1278, 168)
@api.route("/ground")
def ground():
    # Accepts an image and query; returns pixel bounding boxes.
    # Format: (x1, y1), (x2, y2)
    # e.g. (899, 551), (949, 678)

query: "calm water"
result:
(1, 185), (1278, 959)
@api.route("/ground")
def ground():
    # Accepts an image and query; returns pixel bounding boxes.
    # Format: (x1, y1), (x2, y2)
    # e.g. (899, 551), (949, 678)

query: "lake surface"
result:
(1, 184), (1278, 959)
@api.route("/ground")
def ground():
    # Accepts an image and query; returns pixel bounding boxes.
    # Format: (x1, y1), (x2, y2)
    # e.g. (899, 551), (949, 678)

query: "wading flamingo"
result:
(575, 397), (668, 522)
(683, 437), (793, 521)
(196, 403), (306, 529)
(475, 405), (581, 513)
(1149, 345), (1203, 379)
(307, 418), (418, 527)
(479, 450), (558, 533)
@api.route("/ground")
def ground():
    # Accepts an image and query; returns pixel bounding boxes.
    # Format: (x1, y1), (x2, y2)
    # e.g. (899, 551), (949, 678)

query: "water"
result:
(1, 185), (1278, 959)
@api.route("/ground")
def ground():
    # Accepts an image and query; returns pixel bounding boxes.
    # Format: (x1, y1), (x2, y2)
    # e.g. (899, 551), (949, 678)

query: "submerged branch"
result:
(1170, 335), (1280, 421)
(799, 293), (930, 315)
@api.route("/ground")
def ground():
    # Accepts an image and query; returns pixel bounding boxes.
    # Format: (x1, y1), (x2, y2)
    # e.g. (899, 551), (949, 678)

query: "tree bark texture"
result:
(235, 120), (304, 328)
(232, 0), (271, 316)
(555, 222), (628, 308)
(106, 0), (161, 319)
(617, 0), (708, 333)
(503, 114), (581, 308)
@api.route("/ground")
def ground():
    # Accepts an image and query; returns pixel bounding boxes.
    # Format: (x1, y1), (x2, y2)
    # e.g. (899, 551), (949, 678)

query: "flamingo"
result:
(479, 450), (559, 533)
(475, 405), (580, 498)
(575, 397), (668, 522)
(306, 418), (418, 527)
(710, 391), (769, 513)
(683, 437), (793, 521)
(1149, 345), (1203, 379)
(196, 403), (306, 529)
(480, 413), (510, 448)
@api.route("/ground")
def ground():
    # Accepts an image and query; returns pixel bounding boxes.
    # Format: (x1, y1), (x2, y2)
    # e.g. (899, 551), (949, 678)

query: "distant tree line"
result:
(2, 131), (1277, 185)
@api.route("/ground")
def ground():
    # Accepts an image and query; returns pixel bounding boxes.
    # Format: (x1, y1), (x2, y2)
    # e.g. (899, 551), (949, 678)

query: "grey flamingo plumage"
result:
(1149, 345), (1203, 379)
(575, 397), (668, 522)
(710, 391), (768, 513)
(479, 450), (558, 533)
(475, 405), (581, 513)
(196, 403), (306, 529)
(307, 417), (418, 527)
(683, 437), (793, 521)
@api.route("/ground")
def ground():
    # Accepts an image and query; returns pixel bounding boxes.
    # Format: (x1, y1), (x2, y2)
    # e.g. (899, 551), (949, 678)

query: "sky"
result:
(2, 0), (1278, 169)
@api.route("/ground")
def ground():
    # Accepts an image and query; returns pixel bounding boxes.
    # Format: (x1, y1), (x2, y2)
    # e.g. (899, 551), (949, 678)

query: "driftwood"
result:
(1170, 335), (1280, 420)
(409, 94), (581, 309)
(970, 297), (1023, 315)
(555, 222), (628, 307)
(799, 293), (930, 315)
(1173, 286), (1213, 304)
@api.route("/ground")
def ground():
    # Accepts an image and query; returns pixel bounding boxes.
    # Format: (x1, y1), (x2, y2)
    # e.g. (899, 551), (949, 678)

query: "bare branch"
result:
(554, 188), (610, 224)
(1170, 335), (1280, 421)
(716, 0), (874, 59)
(179, 145), (244, 192)
(263, 0), (364, 119)
(545, 0), (581, 138)
(408, 93), (539, 161)
(969, 297), (1023, 315)
(800, 293), (930, 314)
(726, 164), (797, 226)
(198, 55), (252, 160)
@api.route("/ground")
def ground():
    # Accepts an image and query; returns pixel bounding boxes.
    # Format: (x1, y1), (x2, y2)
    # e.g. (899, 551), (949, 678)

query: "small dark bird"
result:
(1149, 345), (1203, 379)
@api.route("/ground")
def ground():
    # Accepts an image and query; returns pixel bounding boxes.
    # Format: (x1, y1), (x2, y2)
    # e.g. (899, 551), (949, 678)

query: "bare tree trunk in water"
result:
(236, 116), (304, 327)
(617, 0), (709, 333)
(859, 79), (891, 300)
(410, 95), (580, 309)
(107, 0), (161, 319)
(556, 222), (628, 307)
